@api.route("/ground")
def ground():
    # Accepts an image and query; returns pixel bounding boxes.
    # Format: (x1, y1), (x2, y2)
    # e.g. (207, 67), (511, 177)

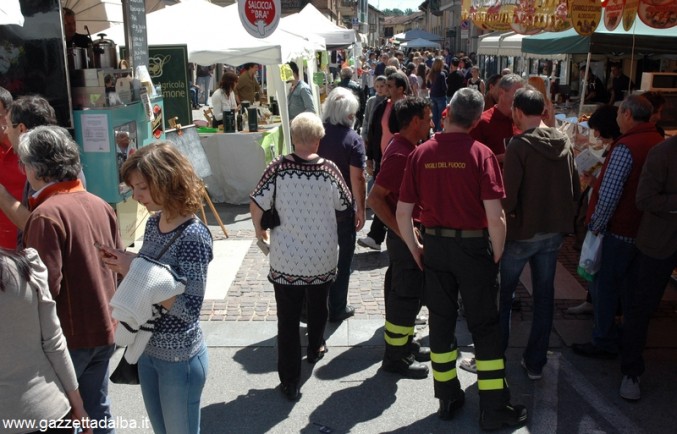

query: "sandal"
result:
(307, 344), (328, 364)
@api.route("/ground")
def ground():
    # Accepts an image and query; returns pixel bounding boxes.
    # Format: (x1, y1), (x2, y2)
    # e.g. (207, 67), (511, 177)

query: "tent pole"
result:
(579, 52), (592, 116)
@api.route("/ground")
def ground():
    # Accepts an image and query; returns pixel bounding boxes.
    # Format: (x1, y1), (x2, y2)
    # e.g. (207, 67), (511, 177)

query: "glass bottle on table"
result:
(242, 106), (249, 132)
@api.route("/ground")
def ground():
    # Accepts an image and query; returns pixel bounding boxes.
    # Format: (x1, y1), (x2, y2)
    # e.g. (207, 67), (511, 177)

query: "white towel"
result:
(110, 256), (186, 363)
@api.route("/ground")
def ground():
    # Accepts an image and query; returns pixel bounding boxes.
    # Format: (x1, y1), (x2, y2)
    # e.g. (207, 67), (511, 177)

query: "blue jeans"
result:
(69, 344), (116, 434)
(138, 346), (208, 434)
(499, 234), (563, 374)
(329, 215), (356, 318)
(589, 235), (639, 352)
(430, 96), (446, 132)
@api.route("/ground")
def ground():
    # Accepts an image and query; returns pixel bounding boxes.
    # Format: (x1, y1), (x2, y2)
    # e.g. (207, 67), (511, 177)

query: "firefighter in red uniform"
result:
(396, 88), (528, 429)
(367, 96), (434, 378)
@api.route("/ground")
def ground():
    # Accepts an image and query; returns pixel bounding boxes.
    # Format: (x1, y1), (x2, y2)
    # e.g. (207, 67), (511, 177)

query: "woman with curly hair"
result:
(100, 142), (213, 434)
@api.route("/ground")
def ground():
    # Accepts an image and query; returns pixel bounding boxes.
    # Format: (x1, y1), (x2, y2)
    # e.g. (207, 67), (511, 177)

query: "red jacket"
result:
(587, 123), (663, 238)
(0, 142), (25, 249)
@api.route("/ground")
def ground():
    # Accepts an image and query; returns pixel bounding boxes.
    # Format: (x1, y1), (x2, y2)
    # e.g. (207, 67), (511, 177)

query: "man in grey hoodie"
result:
(498, 86), (580, 380)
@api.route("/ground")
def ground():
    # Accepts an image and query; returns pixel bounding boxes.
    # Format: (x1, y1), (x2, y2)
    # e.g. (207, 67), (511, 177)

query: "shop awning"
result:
(477, 32), (522, 57)
(523, 11), (677, 57)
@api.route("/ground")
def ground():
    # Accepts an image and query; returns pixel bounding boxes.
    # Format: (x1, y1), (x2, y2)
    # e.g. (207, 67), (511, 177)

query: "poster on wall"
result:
(147, 45), (191, 129)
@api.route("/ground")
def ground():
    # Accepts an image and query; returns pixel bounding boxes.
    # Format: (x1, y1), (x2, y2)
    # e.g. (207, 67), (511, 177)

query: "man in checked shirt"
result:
(572, 95), (664, 359)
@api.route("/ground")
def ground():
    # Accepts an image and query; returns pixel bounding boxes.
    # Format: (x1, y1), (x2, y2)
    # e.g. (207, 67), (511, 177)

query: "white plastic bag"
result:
(577, 231), (604, 282)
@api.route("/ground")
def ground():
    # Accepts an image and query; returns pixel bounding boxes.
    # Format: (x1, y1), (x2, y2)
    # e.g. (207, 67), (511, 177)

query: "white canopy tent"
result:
(0, 0), (23, 26)
(99, 0), (325, 152)
(279, 3), (355, 49)
(400, 38), (441, 49)
(278, 3), (354, 112)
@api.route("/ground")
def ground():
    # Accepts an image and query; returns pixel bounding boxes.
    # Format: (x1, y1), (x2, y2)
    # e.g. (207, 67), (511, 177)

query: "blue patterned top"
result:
(139, 214), (213, 362)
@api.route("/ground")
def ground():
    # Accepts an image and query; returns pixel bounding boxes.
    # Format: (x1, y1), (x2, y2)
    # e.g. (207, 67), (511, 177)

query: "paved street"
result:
(109, 204), (677, 433)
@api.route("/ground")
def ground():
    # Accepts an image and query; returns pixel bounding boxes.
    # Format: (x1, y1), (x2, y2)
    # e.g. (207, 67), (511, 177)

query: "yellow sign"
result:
(623, 0), (640, 30)
(279, 64), (293, 82)
(569, 0), (602, 35)
(462, 0), (472, 20)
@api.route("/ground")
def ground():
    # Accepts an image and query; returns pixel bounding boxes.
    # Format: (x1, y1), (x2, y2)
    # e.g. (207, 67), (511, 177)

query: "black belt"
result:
(424, 227), (487, 238)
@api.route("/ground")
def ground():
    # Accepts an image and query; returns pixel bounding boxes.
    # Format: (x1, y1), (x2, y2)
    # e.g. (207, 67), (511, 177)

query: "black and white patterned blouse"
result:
(251, 155), (352, 286)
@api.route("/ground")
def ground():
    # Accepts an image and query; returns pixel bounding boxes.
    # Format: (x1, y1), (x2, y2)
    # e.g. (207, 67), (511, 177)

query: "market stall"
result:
(477, 30), (569, 78)
(100, 0), (326, 153)
(200, 124), (283, 204)
(522, 10), (677, 117)
(522, 17), (677, 57)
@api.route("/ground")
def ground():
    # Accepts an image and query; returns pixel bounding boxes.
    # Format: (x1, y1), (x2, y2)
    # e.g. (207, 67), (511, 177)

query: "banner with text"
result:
(148, 45), (191, 129)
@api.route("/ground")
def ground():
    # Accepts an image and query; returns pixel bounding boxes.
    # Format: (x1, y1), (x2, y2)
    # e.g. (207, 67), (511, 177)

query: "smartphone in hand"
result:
(256, 239), (270, 255)
(94, 242), (117, 259)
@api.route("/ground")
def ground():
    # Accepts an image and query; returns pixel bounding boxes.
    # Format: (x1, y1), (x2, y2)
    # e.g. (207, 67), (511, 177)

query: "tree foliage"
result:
(381, 8), (415, 16)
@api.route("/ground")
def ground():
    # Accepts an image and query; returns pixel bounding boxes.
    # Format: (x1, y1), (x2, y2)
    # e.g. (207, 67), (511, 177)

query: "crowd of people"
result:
(0, 39), (675, 432)
(249, 47), (676, 431)
(0, 91), (213, 433)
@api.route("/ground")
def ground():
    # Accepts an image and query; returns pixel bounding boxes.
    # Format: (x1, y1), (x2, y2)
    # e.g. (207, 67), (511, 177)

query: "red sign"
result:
(239, 0), (282, 38)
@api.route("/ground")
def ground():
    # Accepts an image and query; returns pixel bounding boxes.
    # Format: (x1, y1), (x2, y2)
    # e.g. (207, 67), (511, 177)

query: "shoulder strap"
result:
(154, 217), (198, 259)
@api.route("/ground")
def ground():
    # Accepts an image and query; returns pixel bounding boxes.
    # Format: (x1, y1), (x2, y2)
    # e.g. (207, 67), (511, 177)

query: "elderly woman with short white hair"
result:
(318, 87), (367, 323)
(250, 112), (352, 401)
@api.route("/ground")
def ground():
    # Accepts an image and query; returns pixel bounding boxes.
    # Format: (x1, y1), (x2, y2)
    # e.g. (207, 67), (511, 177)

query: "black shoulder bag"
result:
(260, 160), (282, 230)
(110, 218), (198, 385)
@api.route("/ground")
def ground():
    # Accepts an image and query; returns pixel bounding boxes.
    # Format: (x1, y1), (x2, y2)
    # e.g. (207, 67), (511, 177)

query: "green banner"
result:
(148, 45), (191, 129)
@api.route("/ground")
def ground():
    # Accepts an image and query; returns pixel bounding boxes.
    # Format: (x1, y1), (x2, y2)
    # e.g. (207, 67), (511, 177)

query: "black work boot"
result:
(479, 404), (528, 431)
(382, 354), (429, 379)
(438, 392), (465, 420)
(409, 339), (431, 362)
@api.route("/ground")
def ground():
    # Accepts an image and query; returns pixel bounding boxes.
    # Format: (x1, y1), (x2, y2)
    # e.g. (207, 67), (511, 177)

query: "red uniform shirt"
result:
(0, 142), (26, 249)
(399, 132), (504, 229)
(380, 100), (394, 155)
(469, 105), (521, 156)
(375, 133), (421, 221)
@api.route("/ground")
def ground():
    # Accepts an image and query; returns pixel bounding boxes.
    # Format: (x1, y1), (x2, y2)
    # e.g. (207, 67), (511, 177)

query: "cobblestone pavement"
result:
(201, 223), (677, 322)
(201, 228), (389, 321)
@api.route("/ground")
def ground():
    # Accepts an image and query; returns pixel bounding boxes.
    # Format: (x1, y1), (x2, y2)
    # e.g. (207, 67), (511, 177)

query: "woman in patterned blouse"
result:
(250, 113), (352, 401)
(101, 142), (213, 434)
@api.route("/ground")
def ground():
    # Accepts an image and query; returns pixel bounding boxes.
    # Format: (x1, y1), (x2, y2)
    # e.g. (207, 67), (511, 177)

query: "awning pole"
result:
(579, 52), (592, 115)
